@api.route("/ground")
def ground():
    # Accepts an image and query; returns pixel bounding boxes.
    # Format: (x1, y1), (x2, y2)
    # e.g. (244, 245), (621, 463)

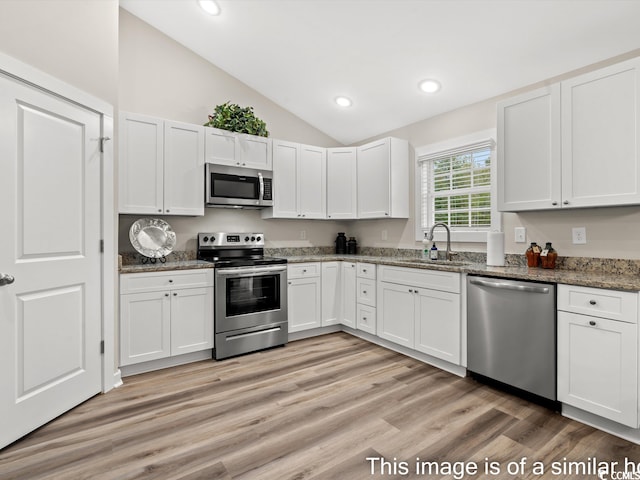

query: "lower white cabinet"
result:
(355, 262), (377, 334)
(557, 284), (639, 427)
(288, 263), (321, 332)
(377, 266), (461, 364)
(341, 262), (357, 328)
(120, 269), (214, 366)
(321, 262), (341, 326)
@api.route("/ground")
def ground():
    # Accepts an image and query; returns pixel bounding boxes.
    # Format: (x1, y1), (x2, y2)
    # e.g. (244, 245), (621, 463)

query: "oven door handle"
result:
(216, 265), (287, 276)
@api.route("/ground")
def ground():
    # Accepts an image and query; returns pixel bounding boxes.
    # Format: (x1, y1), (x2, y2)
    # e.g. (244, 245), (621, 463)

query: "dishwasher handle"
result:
(469, 277), (550, 294)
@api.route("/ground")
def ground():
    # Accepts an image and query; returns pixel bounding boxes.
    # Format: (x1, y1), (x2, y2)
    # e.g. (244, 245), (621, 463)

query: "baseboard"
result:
(562, 404), (640, 445)
(120, 350), (213, 378)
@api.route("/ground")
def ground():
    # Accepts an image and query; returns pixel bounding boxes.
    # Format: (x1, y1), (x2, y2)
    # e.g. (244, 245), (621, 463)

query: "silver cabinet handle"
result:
(0, 273), (15, 286)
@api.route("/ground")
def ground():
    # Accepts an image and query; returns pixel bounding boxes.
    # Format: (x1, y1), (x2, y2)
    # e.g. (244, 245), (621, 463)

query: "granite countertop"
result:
(119, 252), (640, 291)
(283, 254), (640, 291)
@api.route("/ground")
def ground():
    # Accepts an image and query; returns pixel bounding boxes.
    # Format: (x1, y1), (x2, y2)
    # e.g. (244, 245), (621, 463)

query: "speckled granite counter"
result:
(119, 251), (640, 291)
(283, 254), (640, 291)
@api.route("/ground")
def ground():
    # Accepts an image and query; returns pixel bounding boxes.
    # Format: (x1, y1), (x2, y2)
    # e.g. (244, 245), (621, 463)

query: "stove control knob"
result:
(211, 236), (215, 242)
(251, 236), (256, 242)
(245, 236), (250, 242)
(256, 236), (262, 242)
(203, 236), (209, 243)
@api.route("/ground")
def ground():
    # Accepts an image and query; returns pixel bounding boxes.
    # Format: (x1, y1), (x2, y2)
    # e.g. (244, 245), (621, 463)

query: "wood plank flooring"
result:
(1, 332), (640, 479)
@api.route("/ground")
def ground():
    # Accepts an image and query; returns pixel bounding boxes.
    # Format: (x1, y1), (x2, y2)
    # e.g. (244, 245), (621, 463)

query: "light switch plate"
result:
(572, 227), (587, 244)
(514, 227), (526, 243)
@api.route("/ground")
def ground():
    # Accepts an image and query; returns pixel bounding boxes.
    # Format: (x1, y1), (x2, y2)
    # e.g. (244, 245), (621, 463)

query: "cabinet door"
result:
(299, 144), (326, 218)
(170, 287), (214, 356)
(356, 304), (376, 335)
(164, 120), (205, 216)
(341, 262), (357, 328)
(357, 277), (376, 307)
(357, 138), (391, 218)
(327, 147), (357, 219)
(119, 112), (164, 214)
(321, 262), (341, 326)
(558, 311), (638, 427)
(377, 282), (415, 348)
(414, 289), (461, 364)
(204, 127), (237, 166)
(288, 277), (321, 332)
(120, 291), (171, 366)
(238, 134), (272, 170)
(497, 85), (561, 211)
(272, 139), (299, 218)
(561, 58), (640, 208)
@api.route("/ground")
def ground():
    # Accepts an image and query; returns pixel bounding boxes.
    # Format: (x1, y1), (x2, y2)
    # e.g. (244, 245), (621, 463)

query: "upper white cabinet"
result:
(119, 112), (205, 216)
(498, 57), (640, 211)
(357, 137), (409, 218)
(204, 127), (272, 170)
(263, 140), (326, 219)
(327, 147), (357, 219)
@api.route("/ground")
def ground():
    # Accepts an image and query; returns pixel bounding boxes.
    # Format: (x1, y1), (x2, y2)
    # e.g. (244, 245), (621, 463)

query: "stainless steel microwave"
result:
(205, 164), (273, 208)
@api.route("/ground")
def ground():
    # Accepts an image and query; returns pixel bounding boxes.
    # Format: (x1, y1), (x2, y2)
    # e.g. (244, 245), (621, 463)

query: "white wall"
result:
(119, 9), (350, 253)
(0, 0), (119, 106)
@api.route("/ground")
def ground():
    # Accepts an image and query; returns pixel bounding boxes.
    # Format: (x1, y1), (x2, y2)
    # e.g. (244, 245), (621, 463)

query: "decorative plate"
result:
(129, 218), (176, 258)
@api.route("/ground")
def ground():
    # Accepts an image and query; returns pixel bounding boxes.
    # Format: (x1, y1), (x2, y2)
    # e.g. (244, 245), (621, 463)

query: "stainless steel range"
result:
(197, 232), (288, 360)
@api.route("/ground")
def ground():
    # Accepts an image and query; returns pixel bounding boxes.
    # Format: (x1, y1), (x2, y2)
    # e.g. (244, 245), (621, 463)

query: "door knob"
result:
(0, 273), (15, 286)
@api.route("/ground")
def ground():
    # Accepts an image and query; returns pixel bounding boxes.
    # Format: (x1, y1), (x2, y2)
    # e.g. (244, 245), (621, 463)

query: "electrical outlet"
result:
(381, 229), (388, 241)
(300, 230), (306, 240)
(572, 227), (587, 244)
(514, 227), (526, 243)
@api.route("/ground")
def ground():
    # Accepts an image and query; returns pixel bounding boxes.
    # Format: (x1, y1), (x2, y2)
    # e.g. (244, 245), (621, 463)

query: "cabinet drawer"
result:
(558, 284), (638, 323)
(378, 265), (460, 293)
(356, 304), (376, 335)
(357, 278), (376, 307)
(121, 269), (214, 294)
(288, 262), (321, 279)
(357, 262), (376, 280)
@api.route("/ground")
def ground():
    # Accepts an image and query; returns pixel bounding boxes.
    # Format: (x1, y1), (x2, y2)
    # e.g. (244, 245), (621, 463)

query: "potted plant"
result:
(204, 102), (269, 137)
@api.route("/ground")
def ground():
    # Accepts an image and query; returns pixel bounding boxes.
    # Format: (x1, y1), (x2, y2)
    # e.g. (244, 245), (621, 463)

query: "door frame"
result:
(0, 51), (119, 393)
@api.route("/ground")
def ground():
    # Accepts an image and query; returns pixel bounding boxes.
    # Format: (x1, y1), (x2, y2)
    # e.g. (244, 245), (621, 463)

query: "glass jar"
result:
(540, 242), (557, 269)
(525, 242), (541, 268)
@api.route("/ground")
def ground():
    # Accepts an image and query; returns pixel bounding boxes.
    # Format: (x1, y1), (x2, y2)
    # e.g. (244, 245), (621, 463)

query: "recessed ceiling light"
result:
(198, 0), (221, 15)
(419, 79), (441, 93)
(335, 96), (352, 107)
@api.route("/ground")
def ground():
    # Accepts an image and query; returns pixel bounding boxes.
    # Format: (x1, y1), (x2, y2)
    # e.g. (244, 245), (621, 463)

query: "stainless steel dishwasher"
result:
(467, 275), (557, 403)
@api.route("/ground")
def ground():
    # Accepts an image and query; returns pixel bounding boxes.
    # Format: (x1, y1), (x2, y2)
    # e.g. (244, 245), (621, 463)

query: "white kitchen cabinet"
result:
(119, 112), (205, 216)
(263, 140), (326, 219)
(497, 85), (561, 211)
(377, 266), (461, 363)
(288, 263), (321, 332)
(120, 269), (214, 366)
(557, 284), (639, 427)
(204, 127), (272, 170)
(357, 137), (409, 218)
(355, 262), (377, 334)
(341, 262), (357, 328)
(327, 147), (357, 219)
(498, 57), (640, 211)
(321, 262), (341, 326)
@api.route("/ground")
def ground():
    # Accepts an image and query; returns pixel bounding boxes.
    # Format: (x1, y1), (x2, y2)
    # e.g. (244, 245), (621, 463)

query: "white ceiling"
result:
(120, 0), (640, 145)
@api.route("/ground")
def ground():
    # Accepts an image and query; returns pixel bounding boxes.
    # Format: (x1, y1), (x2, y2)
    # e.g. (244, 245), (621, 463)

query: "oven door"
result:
(215, 264), (288, 333)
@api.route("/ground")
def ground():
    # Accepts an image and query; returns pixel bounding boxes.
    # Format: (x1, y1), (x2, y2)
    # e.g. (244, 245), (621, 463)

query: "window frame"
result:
(414, 129), (501, 243)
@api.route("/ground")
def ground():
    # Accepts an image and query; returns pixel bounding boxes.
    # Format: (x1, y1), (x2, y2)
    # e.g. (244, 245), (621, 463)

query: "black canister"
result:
(335, 232), (347, 254)
(347, 236), (357, 254)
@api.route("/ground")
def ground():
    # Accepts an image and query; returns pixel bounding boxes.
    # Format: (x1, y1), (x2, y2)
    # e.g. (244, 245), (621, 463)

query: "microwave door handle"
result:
(258, 172), (264, 201)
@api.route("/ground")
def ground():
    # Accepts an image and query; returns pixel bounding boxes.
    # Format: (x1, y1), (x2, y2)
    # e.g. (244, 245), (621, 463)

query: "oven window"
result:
(226, 275), (280, 316)
(211, 173), (258, 199)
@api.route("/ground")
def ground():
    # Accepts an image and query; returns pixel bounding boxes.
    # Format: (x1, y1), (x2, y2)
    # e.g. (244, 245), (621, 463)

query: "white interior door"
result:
(0, 74), (102, 449)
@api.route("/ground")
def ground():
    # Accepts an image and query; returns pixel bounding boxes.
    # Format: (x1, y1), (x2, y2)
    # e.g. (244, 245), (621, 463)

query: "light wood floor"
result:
(1, 332), (640, 479)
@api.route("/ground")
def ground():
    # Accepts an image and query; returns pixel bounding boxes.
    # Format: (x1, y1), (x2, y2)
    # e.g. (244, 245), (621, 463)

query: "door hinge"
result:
(100, 239), (104, 253)
(100, 340), (105, 354)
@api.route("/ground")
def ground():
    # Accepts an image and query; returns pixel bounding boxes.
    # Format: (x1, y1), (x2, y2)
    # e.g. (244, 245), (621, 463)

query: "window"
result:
(415, 130), (499, 243)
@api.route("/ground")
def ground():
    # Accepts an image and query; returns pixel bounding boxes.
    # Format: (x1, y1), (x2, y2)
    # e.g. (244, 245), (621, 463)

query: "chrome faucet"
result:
(425, 223), (454, 261)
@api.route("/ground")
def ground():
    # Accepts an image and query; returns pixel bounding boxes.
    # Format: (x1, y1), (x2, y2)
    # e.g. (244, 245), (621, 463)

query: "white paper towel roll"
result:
(486, 231), (505, 266)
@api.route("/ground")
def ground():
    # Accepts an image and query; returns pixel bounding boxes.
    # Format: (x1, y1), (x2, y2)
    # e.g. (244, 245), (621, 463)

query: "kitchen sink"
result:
(415, 259), (471, 267)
